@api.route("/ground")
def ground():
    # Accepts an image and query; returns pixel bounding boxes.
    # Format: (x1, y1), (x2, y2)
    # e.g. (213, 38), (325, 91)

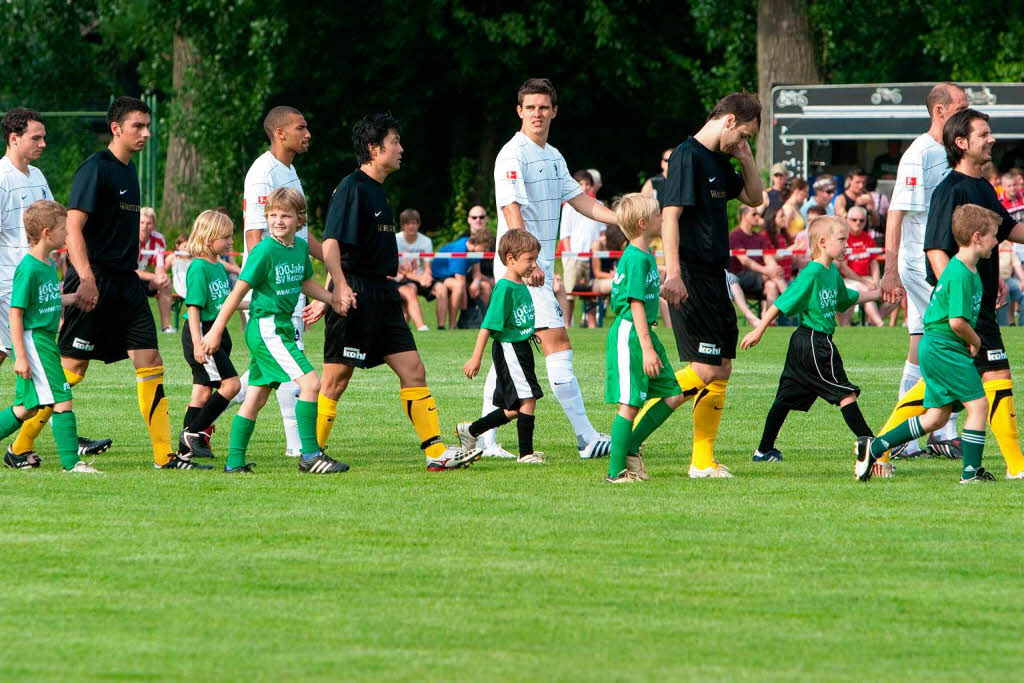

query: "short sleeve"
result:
(481, 284), (507, 332)
(494, 149), (529, 209)
(559, 203), (573, 241)
(725, 168), (744, 201)
(68, 159), (100, 213)
(622, 254), (649, 302)
(323, 181), (361, 246)
(837, 285), (860, 313)
(773, 267), (812, 315)
(9, 265), (31, 310)
(557, 156), (583, 203)
(244, 170), (272, 233)
(924, 185), (957, 256)
(660, 144), (695, 208)
(184, 262), (207, 308)
(239, 243), (267, 286)
(304, 253), (314, 280)
(889, 146), (926, 212)
(945, 273), (971, 320)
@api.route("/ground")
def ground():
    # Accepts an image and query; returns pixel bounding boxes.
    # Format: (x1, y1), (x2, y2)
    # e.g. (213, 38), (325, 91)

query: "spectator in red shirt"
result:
(839, 206), (887, 326)
(728, 204), (787, 307)
(137, 207), (174, 332)
(1000, 170), (1024, 222)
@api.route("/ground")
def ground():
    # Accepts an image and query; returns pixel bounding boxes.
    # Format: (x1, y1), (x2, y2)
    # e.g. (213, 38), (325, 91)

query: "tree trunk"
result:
(756, 0), (821, 170)
(161, 27), (200, 230)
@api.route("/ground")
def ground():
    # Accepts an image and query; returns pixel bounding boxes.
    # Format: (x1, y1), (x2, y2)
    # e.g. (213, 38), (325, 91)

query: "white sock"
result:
(235, 370), (249, 405)
(476, 365), (498, 449)
(935, 412), (959, 441)
(546, 349), (599, 447)
(277, 382), (302, 452)
(899, 361), (923, 454)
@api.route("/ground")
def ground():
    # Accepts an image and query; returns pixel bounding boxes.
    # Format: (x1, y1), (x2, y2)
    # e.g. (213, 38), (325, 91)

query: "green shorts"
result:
(919, 333), (985, 410)
(605, 318), (681, 407)
(14, 329), (72, 410)
(245, 315), (313, 389)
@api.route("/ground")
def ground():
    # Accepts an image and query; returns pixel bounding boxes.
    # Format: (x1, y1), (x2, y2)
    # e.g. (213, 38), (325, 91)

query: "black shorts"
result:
(181, 320), (237, 387)
(774, 326), (860, 411)
(735, 270), (765, 298)
(59, 268), (159, 363)
(492, 339), (543, 410)
(973, 308), (1010, 373)
(324, 275), (417, 368)
(669, 265), (738, 366)
(397, 277), (436, 301)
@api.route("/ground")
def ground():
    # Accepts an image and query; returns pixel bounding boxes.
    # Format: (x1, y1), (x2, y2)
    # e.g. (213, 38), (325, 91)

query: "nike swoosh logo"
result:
(20, 194), (27, 200)
(374, 210), (382, 217)
(709, 177), (717, 182)
(119, 189), (128, 195)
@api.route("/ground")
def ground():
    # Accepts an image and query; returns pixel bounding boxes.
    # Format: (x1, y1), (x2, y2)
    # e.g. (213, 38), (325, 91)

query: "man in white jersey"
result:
(478, 78), (617, 459)
(239, 105), (324, 457)
(880, 82), (968, 460)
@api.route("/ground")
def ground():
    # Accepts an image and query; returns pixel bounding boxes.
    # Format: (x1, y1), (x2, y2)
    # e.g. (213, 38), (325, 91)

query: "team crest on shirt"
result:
(906, 177), (917, 187)
(506, 171), (517, 180)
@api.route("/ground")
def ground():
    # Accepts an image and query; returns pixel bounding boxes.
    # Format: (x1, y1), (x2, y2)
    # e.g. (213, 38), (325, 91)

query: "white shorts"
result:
(0, 293), (10, 353)
(898, 253), (931, 335)
(493, 255), (564, 330)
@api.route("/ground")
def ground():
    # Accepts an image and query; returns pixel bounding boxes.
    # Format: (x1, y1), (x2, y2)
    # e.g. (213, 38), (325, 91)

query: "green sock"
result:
(295, 399), (319, 454)
(608, 414), (633, 478)
(0, 407), (22, 441)
(227, 415), (256, 469)
(961, 428), (985, 479)
(51, 411), (80, 470)
(629, 399), (675, 453)
(871, 416), (923, 457)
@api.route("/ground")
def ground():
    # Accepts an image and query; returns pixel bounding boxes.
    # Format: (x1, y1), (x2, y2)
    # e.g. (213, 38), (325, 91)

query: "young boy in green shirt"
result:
(742, 215), (882, 470)
(856, 204), (1000, 483)
(3, 200), (98, 473)
(457, 230), (545, 464)
(605, 193), (687, 483)
(201, 187), (347, 474)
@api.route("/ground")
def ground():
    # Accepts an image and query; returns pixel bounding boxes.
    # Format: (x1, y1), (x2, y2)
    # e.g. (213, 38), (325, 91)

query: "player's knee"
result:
(665, 393), (686, 410)
(219, 376), (241, 399)
(839, 393), (858, 407)
(503, 409), (519, 420)
(17, 406), (39, 421)
(320, 369), (350, 399)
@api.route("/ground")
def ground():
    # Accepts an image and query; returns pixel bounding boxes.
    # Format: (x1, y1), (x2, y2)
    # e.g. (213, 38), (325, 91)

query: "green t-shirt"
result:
(184, 258), (232, 322)
(10, 254), (62, 333)
(774, 260), (858, 334)
(482, 278), (534, 343)
(610, 244), (660, 325)
(239, 236), (313, 321)
(923, 256), (982, 344)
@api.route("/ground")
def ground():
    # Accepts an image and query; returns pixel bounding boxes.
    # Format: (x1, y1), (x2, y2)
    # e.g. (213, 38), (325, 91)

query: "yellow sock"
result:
(876, 379), (927, 463)
(633, 365), (706, 428)
(317, 394), (338, 448)
(136, 366), (172, 466)
(11, 367), (82, 454)
(399, 386), (445, 459)
(984, 379), (1024, 475)
(691, 379), (727, 470)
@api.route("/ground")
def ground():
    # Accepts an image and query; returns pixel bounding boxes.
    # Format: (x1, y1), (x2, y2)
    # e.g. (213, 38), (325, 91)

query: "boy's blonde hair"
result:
(615, 192), (659, 240)
(186, 210), (233, 257)
(497, 229), (540, 265)
(808, 215), (847, 258)
(952, 203), (1000, 246)
(23, 199), (67, 246)
(265, 187), (307, 226)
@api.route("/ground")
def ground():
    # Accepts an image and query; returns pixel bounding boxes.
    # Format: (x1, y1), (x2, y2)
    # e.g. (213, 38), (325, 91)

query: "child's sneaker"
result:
(224, 463), (255, 474)
(64, 461), (102, 474)
(77, 436), (112, 456)
(482, 443), (516, 459)
(4, 446), (40, 469)
(298, 451), (349, 474)
(752, 448), (783, 462)
(688, 462), (733, 478)
(455, 422), (477, 451)
(960, 466), (997, 484)
(156, 454), (214, 470)
(626, 452), (649, 480)
(926, 436), (962, 459)
(605, 469), (644, 483)
(426, 446), (481, 471)
(871, 460), (895, 478)
(516, 452), (545, 464)
(283, 449), (302, 458)
(179, 430), (215, 459)
(855, 436), (876, 481)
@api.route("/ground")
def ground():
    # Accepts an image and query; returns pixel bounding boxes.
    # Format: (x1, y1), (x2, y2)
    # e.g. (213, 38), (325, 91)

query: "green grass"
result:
(2, 309), (1023, 681)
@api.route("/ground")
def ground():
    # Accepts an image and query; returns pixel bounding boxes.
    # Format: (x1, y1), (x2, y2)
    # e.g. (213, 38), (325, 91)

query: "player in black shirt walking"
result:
(314, 113), (480, 471)
(643, 92), (765, 479)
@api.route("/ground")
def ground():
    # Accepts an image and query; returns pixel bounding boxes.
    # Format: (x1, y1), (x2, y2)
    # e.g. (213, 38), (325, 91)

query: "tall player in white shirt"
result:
(479, 78), (618, 459)
(880, 82), (967, 460)
(239, 106), (324, 457)
(0, 108), (52, 364)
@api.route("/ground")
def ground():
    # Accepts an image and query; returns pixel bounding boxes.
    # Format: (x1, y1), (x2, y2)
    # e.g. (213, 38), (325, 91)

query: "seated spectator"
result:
(560, 169), (606, 325)
(726, 270), (762, 327)
(430, 233), (472, 330)
(394, 208), (439, 331)
(839, 207), (888, 326)
(997, 240), (1024, 326)
(467, 226), (494, 311)
(779, 177), (808, 238)
(764, 204), (794, 281)
(1000, 170), (1024, 222)
(137, 207), (174, 332)
(728, 204), (787, 308)
(834, 167), (880, 230)
(580, 225), (625, 328)
(801, 177), (836, 220)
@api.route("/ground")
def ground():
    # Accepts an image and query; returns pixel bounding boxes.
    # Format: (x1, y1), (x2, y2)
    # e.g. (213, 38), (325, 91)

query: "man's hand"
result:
(463, 356), (481, 379)
(153, 271), (169, 289)
(303, 300), (327, 326)
(526, 265), (545, 287)
(997, 278), (1009, 309)
(880, 267), (904, 304)
(331, 283), (356, 315)
(642, 347), (662, 378)
(661, 274), (688, 307)
(13, 356), (30, 379)
(76, 277), (99, 312)
(732, 140), (754, 162)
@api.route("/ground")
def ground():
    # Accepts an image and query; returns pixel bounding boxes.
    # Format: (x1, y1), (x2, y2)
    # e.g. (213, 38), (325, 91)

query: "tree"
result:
(161, 26), (199, 228)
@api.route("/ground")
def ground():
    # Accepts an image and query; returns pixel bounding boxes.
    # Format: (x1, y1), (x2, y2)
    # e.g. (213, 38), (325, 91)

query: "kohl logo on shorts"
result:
(698, 342), (721, 356)
(274, 263), (305, 285)
(343, 347), (366, 361)
(72, 337), (94, 351)
(988, 349), (1008, 362)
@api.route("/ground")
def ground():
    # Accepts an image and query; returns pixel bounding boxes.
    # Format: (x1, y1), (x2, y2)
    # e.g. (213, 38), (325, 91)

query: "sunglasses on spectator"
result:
(470, 214), (487, 220)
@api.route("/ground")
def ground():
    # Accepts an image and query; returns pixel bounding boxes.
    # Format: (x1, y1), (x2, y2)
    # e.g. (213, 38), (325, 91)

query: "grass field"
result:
(2, 308), (1023, 682)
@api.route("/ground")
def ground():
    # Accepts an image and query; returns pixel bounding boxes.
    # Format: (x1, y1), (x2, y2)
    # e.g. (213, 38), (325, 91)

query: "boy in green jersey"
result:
(457, 230), (545, 464)
(4, 200), (98, 472)
(178, 210), (241, 460)
(604, 194), (686, 483)
(857, 204), (1000, 483)
(742, 215), (882, 470)
(201, 188), (348, 474)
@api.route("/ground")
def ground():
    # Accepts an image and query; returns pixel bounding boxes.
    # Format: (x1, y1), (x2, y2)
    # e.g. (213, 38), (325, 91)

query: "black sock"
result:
(184, 405), (200, 430)
(517, 413), (535, 457)
(470, 409), (511, 437)
(187, 392), (232, 433)
(758, 399), (790, 453)
(841, 401), (873, 438)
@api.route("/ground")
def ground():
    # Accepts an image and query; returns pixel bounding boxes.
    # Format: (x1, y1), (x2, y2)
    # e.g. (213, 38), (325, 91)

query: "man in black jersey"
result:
(645, 92), (764, 479)
(315, 113), (480, 471)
